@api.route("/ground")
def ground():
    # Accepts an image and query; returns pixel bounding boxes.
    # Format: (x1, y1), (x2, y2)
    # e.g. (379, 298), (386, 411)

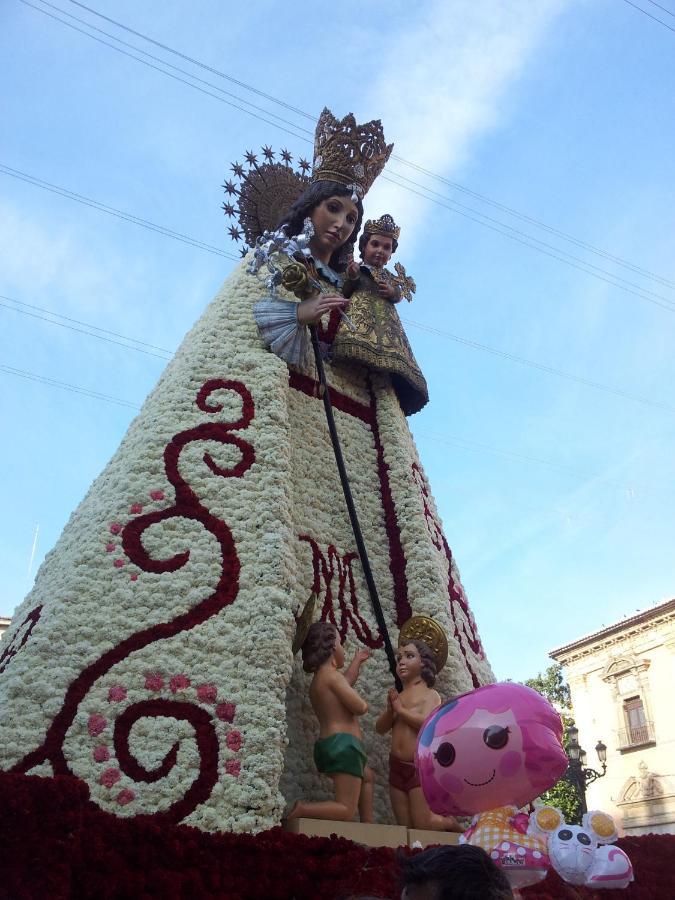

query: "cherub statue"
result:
(287, 621), (374, 822)
(376, 618), (461, 831)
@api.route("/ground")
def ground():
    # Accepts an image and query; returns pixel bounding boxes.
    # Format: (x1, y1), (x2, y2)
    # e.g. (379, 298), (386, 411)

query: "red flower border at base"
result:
(0, 773), (670, 900)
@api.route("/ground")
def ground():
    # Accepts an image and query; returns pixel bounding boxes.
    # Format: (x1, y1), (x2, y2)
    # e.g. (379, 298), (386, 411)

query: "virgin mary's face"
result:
(310, 195), (358, 262)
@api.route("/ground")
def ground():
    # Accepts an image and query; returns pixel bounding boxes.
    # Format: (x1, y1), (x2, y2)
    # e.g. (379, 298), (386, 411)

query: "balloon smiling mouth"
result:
(464, 769), (496, 787)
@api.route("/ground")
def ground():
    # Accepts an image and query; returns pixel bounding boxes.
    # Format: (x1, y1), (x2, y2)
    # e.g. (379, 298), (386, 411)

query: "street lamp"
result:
(565, 726), (607, 815)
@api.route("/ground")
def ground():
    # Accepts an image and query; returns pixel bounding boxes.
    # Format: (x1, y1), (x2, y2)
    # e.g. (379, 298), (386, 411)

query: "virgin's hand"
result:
(296, 293), (347, 326)
(354, 648), (370, 665)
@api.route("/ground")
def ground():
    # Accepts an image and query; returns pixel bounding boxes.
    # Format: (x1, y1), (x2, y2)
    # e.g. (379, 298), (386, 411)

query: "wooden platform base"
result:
(284, 818), (461, 849)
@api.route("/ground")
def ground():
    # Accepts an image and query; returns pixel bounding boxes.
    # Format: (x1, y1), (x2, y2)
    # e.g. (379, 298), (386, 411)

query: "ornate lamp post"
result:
(566, 725), (608, 815)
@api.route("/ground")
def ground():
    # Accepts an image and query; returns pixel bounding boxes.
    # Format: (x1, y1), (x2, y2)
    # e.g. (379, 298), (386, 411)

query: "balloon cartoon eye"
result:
(577, 833), (592, 845)
(434, 742), (456, 767)
(483, 725), (510, 749)
(558, 829), (573, 841)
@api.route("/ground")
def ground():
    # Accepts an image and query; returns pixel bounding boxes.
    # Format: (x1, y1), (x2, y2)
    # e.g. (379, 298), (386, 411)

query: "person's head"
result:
(396, 640), (438, 688)
(359, 230), (397, 266)
(279, 180), (363, 269)
(302, 621), (341, 672)
(399, 845), (514, 900)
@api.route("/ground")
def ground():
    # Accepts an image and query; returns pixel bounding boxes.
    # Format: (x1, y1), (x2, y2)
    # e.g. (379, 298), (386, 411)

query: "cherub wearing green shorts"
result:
(287, 621), (374, 822)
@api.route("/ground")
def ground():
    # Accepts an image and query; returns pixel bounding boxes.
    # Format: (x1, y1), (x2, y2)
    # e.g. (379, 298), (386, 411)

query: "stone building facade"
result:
(551, 598), (675, 835)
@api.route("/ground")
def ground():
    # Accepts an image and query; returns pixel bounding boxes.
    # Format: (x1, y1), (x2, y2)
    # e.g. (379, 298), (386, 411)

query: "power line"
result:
(3, 289), (672, 416)
(382, 169), (675, 312)
(19, 0), (312, 142)
(416, 429), (643, 493)
(23, 0), (675, 294)
(15, 152), (671, 320)
(0, 164), (240, 261)
(382, 170), (675, 313)
(0, 363), (141, 409)
(0, 296), (172, 360)
(0, 359), (649, 493)
(3, 158), (673, 414)
(621, 0), (675, 31)
(57, 0), (675, 290)
(64, 0), (316, 121)
(401, 316), (675, 413)
(644, 0), (675, 18)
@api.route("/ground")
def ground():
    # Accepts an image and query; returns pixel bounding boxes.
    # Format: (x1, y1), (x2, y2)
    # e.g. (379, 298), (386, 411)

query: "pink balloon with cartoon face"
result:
(416, 683), (568, 816)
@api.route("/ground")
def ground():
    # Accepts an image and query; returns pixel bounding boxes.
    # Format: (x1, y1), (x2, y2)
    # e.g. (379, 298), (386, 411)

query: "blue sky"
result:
(1, 0), (674, 682)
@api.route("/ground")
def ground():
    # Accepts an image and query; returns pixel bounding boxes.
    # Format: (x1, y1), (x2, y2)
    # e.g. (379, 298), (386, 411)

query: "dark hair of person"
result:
(399, 845), (514, 900)
(278, 180), (364, 271)
(302, 621), (338, 673)
(399, 639), (438, 688)
(358, 230), (398, 258)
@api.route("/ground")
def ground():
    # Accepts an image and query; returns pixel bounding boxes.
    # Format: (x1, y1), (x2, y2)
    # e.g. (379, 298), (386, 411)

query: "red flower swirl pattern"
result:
(11, 379), (255, 824)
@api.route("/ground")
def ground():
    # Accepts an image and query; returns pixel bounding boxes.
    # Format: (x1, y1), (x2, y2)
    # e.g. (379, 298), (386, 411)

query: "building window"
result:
(620, 696), (655, 749)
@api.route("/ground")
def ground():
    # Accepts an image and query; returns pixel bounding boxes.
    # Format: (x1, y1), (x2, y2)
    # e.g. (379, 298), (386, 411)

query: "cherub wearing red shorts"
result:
(376, 639), (462, 831)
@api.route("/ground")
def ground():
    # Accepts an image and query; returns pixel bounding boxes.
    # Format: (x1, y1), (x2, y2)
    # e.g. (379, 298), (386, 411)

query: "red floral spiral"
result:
(13, 380), (255, 825)
(113, 699), (219, 824)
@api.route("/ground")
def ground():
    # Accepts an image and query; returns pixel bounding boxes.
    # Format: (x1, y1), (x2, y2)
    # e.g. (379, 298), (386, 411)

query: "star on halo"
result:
(239, 246), (248, 258)
(298, 158), (311, 174)
(222, 202), (237, 217)
(230, 161), (245, 178)
(223, 180), (239, 196)
(244, 150), (258, 166)
(280, 148), (293, 164)
(262, 145), (275, 162)
(227, 225), (243, 242)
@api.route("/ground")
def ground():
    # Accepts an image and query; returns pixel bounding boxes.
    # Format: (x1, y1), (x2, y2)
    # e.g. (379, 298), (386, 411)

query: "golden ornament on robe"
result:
(331, 281), (428, 415)
(281, 262), (313, 300)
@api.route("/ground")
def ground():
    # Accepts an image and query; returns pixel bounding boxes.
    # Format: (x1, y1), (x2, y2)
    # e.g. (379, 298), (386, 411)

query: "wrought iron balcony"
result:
(617, 721), (656, 750)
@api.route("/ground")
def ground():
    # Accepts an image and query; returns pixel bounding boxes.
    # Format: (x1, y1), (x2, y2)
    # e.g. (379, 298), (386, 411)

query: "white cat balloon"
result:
(528, 806), (634, 889)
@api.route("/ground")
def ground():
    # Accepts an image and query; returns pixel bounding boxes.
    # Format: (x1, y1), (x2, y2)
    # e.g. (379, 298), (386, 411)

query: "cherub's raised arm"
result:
(331, 674), (368, 716)
(343, 648), (369, 686)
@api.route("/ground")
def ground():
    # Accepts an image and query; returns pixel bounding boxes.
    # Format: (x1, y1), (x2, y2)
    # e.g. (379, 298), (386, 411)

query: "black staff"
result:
(309, 325), (402, 692)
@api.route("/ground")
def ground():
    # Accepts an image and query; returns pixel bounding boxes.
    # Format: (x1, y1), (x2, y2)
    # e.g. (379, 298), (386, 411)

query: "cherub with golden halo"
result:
(376, 617), (462, 831)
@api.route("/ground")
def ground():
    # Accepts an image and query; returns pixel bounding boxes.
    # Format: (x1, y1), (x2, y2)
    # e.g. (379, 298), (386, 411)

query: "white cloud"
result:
(360, 0), (569, 245)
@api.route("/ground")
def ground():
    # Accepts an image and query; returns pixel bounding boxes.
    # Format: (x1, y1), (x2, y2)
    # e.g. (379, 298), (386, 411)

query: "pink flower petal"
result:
(105, 543), (115, 553)
(88, 714), (107, 737)
(113, 558), (125, 568)
(116, 788), (135, 806)
(108, 685), (127, 703)
(93, 745), (110, 763)
(225, 759), (241, 777)
(216, 702), (236, 723)
(149, 490), (165, 501)
(100, 767), (121, 788)
(130, 503), (143, 514)
(226, 730), (243, 752)
(169, 674), (190, 693)
(145, 673), (164, 691)
(196, 683), (217, 703)
(110, 523), (122, 535)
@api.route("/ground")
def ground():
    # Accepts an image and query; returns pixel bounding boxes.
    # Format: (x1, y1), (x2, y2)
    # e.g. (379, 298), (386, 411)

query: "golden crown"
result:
(312, 107), (393, 199)
(364, 214), (401, 241)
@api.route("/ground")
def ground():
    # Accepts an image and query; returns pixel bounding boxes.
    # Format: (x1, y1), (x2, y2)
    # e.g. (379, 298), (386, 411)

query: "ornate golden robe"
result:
(331, 270), (428, 416)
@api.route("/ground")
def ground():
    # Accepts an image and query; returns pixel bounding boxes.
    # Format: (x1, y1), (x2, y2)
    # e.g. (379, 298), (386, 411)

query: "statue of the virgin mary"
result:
(0, 108), (493, 833)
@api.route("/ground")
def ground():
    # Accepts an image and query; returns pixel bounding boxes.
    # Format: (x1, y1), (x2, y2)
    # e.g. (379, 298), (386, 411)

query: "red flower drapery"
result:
(0, 773), (670, 899)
